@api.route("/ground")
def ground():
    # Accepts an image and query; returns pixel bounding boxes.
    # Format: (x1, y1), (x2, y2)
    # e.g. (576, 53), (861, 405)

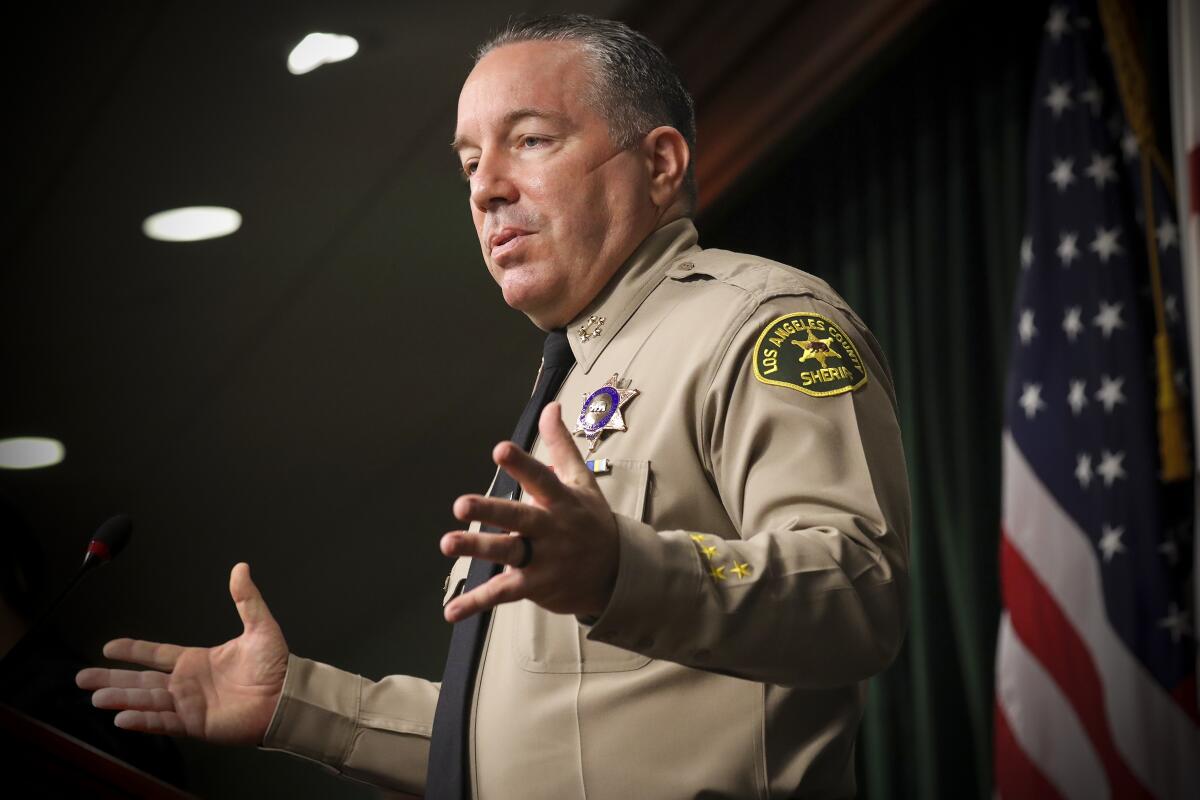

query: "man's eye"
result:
(520, 136), (544, 148)
(462, 161), (477, 179)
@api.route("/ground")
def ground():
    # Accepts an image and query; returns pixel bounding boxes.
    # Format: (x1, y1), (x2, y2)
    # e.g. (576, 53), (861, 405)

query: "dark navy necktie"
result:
(425, 330), (576, 799)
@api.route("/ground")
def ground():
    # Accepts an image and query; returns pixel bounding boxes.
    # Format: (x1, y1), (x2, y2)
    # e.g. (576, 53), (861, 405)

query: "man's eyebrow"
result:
(450, 108), (570, 153)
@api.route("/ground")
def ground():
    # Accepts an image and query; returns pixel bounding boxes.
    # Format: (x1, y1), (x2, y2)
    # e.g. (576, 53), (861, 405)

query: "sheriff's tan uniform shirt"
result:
(262, 219), (910, 799)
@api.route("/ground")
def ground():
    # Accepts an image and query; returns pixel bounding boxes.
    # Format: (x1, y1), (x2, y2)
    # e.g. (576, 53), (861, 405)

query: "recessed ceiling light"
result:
(0, 437), (65, 470)
(142, 206), (242, 242)
(288, 32), (359, 75)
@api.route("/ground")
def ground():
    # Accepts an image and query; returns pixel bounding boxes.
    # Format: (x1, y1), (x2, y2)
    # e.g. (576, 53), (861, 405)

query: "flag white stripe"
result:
(1003, 432), (1200, 799)
(996, 611), (1109, 800)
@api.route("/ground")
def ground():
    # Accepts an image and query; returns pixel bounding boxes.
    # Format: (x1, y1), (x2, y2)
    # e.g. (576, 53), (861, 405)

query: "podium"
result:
(0, 702), (194, 798)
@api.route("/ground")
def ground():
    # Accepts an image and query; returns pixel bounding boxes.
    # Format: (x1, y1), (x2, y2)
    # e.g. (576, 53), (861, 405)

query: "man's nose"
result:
(470, 154), (518, 211)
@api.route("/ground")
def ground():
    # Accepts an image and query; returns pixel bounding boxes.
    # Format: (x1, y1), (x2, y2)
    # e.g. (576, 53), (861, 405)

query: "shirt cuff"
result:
(260, 654), (361, 770)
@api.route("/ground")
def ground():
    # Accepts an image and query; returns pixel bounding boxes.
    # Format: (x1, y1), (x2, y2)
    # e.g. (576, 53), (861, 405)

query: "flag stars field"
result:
(1095, 449), (1126, 486)
(1018, 309), (1038, 344)
(1120, 129), (1139, 161)
(1164, 294), (1179, 324)
(1057, 231), (1081, 265)
(1157, 603), (1192, 645)
(1080, 81), (1103, 116)
(1019, 383), (1046, 419)
(1067, 379), (1088, 414)
(1092, 301), (1124, 337)
(1044, 81), (1073, 117)
(1097, 524), (1126, 562)
(1158, 539), (1179, 566)
(1084, 152), (1116, 187)
(1045, 5), (1071, 41)
(1094, 374), (1126, 412)
(1049, 158), (1076, 191)
(1089, 226), (1123, 262)
(1156, 218), (1178, 251)
(1074, 452), (1093, 488)
(1062, 306), (1084, 340)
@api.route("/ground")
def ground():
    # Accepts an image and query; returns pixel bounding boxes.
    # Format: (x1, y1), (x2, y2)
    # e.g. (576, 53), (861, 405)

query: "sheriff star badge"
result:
(573, 373), (638, 454)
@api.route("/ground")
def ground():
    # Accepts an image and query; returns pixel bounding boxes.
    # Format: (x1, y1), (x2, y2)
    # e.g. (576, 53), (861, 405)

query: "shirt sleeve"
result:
(585, 294), (911, 688)
(259, 656), (439, 795)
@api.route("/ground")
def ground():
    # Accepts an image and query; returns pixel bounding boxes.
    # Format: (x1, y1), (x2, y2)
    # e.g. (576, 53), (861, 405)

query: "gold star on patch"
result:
(573, 373), (639, 454)
(701, 545), (718, 560)
(731, 562), (752, 579)
(710, 565), (727, 581)
(689, 534), (706, 543)
(791, 330), (840, 370)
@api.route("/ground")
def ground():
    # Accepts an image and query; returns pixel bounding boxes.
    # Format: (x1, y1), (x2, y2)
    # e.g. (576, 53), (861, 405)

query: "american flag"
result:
(994, 2), (1199, 798)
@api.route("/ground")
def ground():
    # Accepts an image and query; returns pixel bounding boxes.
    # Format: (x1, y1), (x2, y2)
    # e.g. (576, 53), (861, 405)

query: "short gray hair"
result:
(476, 14), (698, 211)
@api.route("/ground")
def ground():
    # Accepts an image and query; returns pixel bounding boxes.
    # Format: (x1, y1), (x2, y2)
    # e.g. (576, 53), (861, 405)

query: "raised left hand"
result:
(440, 401), (619, 622)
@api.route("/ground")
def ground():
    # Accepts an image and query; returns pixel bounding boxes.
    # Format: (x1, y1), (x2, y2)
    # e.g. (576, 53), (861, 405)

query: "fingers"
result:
(537, 402), (591, 483)
(114, 710), (188, 737)
(230, 562), (274, 633)
(102, 638), (184, 672)
(441, 530), (528, 566)
(453, 494), (546, 533)
(444, 571), (526, 623)
(491, 440), (567, 506)
(76, 667), (169, 691)
(92, 687), (176, 712)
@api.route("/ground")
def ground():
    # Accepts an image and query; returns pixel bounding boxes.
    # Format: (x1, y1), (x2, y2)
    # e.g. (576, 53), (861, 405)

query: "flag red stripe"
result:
(1000, 532), (1152, 799)
(993, 697), (1066, 800)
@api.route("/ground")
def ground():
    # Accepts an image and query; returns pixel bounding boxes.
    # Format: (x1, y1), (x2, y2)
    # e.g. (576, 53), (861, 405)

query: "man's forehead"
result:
(454, 41), (590, 141)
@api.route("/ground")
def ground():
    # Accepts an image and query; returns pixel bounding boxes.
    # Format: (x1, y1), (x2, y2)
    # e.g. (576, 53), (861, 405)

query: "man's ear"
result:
(641, 126), (690, 209)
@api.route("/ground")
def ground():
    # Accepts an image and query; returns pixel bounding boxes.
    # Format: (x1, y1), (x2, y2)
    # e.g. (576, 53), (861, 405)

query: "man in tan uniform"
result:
(77, 15), (909, 799)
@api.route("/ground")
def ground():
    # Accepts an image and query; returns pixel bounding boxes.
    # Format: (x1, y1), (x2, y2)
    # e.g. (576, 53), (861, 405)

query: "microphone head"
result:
(86, 513), (133, 563)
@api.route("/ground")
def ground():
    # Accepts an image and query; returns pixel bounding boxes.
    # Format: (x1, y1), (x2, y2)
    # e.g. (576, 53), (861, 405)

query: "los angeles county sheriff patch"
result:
(752, 312), (868, 397)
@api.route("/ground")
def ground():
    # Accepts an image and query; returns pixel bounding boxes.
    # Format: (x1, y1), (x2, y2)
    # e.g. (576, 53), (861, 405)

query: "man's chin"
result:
(500, 283), (568, 330)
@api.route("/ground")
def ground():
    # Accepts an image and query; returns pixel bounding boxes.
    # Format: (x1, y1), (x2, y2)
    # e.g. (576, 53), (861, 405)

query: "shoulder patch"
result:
(752, 312), (868, 397)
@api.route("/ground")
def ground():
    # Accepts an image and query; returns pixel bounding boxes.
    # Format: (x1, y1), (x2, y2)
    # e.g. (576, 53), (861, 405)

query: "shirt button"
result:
(678, 260), (694, 271)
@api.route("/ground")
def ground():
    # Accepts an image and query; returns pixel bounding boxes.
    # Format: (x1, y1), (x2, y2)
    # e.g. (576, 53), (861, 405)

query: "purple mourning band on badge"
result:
(579, 386), (620, 435)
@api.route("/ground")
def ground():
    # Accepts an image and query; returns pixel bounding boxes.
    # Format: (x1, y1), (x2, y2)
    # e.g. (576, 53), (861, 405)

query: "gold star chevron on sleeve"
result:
(701, 545), (718, 560)
(730, 562), (752, 579)
(709, 565), (727, 582)
(689, 533), (706, 543)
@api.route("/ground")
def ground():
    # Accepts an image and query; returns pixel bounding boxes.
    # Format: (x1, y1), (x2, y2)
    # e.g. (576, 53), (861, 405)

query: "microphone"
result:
(0, 514), (133, 670)
(81, 513), (132, 573)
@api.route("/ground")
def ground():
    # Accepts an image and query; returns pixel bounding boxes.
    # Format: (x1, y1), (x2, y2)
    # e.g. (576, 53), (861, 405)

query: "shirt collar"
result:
(565, 218), (700, 372)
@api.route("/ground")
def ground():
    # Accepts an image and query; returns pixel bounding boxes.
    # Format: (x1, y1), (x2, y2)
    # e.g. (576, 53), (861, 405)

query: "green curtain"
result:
(700, 5), (1041, 797)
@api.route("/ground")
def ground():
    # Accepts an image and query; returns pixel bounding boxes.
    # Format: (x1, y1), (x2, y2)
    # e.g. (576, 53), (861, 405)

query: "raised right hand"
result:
(75, 562), (289, 746)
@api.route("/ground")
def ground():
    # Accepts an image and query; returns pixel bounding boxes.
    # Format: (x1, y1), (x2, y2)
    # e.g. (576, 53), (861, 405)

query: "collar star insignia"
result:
(573, 373), (638, 453)
(577, 314), (605, 343)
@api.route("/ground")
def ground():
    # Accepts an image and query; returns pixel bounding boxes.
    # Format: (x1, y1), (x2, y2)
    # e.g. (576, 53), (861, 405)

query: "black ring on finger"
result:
(515, 536), (533, 568)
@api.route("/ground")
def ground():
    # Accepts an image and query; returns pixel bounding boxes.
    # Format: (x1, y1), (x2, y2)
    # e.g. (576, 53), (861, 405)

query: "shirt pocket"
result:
(516, 459), (653, 673)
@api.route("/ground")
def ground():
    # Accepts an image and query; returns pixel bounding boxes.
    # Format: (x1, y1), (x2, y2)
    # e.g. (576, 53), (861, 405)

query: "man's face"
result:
(454, 41), (656, 329)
